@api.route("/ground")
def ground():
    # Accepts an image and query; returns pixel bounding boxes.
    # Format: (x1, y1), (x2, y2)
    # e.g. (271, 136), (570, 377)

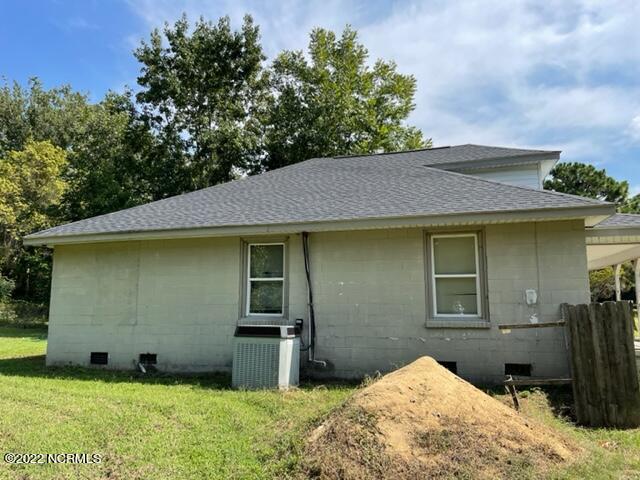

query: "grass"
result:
(0, 327), (353, 480)
(491, 387), (640, 479)
(0, 328), (638, 479)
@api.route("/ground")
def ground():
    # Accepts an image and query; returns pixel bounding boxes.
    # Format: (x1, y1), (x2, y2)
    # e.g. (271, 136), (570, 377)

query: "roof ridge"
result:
(331, 143), (560, 162)
(463, 143), (560, 154)
(331, 146), (450, 159)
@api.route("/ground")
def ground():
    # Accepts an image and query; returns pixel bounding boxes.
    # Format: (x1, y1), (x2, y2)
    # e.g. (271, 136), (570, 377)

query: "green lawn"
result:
(0, 327), (639, 480)
(492, 388), (640, 480)
(0, 327), (353, 480)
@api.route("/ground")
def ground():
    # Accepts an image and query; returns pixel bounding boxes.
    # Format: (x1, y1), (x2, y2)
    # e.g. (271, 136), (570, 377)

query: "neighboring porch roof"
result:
(586, 214), (640, 270)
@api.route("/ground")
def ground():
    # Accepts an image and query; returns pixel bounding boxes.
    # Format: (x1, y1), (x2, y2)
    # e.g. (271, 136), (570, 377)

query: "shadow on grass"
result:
(536, 385), (576, 420)
(0, 354), (357, 392)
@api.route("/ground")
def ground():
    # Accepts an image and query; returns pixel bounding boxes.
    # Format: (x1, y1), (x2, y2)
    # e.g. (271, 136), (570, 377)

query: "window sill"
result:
(425, 319), (491, 329)
(238, 316), (291, 326)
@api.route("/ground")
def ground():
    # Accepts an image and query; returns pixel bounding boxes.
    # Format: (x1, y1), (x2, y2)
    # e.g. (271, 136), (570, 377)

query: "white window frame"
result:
(430, 233), (481, 318)
(246, 242), (285, 317)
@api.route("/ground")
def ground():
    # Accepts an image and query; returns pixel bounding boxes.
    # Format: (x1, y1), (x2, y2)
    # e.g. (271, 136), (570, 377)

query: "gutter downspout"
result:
(302, 231), (326, 367)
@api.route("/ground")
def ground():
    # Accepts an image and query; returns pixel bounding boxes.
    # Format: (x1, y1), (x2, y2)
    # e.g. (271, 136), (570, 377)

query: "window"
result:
(430, 233), (481, 317)
(246, 243), (285, 316)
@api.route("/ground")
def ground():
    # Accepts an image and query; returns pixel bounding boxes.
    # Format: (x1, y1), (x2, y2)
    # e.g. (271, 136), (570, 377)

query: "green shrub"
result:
(0, 302), (17, 323)
(0, 300), (47, 328)
(0, 275), (15, 301)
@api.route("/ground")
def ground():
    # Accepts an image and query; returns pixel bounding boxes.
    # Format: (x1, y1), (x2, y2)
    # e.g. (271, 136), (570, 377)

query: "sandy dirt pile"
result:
(301, 357), (578, 479)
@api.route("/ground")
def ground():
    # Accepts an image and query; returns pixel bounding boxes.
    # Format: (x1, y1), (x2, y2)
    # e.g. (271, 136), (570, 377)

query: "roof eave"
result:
(24, 203), (614, 247)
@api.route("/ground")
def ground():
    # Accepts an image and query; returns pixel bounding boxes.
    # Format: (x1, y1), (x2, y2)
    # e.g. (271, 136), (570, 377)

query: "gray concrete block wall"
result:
(47, 220), (589, 384)
(305, 221), (588, 383)
(48, 237), (241, 371)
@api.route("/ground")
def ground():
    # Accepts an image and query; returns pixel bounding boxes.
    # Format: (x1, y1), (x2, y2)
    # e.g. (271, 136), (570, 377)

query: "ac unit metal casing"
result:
(232, 325), (300, 389)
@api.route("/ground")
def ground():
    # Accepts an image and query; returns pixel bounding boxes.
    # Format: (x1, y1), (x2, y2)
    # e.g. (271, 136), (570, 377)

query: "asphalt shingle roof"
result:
(593, 213), (640, 229)
(26, 145), (609, 242)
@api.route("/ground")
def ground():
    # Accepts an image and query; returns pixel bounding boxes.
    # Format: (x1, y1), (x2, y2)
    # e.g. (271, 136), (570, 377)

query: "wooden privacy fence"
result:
(562, 301), (640, 428)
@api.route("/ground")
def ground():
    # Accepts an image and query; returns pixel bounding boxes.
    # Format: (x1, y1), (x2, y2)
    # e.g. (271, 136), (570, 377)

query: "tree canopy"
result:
(135, 15), (269, 193)
(0, 140), (67, 299)
(263, 27), (428, 171)
(544, 162), (639, 212)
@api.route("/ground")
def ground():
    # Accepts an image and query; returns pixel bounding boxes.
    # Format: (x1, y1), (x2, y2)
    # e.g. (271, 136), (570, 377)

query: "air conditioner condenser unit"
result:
(232, 325), (300, 389)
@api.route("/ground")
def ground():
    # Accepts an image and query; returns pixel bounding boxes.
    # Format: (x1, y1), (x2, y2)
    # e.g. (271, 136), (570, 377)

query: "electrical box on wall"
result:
(525, 289), (538, 305)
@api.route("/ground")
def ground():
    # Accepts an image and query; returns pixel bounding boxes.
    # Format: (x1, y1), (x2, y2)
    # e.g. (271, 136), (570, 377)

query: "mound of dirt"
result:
(301, 357), (578, 479)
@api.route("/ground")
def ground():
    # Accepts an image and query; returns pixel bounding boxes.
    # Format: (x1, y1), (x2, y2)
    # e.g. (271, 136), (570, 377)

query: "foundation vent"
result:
(505, 363), (532, 377)
(437, 361), (458, 375)
(139, 353), (157, 365)
(90, 352), (108, 365)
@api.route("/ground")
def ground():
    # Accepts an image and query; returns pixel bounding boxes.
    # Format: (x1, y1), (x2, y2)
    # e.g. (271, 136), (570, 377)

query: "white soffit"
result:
(587, 244), (640, 270)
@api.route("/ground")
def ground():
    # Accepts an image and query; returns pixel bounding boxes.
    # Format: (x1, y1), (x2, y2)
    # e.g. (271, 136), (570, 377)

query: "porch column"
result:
(615, 263), (622, 301)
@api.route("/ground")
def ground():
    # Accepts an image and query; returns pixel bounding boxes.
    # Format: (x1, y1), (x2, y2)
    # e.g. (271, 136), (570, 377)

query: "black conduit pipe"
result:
(302, 231), (324, 365)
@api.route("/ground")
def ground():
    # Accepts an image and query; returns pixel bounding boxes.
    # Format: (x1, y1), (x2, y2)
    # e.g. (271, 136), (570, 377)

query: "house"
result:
(26, 144), (634, 384)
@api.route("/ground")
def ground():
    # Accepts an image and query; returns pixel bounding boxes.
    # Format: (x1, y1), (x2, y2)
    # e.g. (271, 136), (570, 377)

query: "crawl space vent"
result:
(437, 361), (458, 375)
(139, 353), (157, 365)
(505, 363), (532, 377)
(90, 352), (108, 365)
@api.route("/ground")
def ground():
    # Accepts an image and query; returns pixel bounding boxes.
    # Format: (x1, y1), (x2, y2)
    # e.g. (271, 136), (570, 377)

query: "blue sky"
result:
(1, 0), (639, 189)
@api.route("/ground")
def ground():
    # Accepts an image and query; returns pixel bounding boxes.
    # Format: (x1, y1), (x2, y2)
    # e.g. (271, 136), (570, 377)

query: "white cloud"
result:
(125, 0), (640, 167)
(628, 115), (640, 142)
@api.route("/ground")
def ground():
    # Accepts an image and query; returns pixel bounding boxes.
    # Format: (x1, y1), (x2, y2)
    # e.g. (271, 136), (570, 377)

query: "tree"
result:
(0, 141), (67, 300)
(544, 162), (629, 204)
(0, 79), (90, 156)
(0, 80), (162, 299)
(589, 263), (635, 302)
(544, 162), (640, 213)
(61, 90), (158, 221)
(134, 14), (269, 193)
(620, 194), (640, 214)
(263, 26), (428, 171)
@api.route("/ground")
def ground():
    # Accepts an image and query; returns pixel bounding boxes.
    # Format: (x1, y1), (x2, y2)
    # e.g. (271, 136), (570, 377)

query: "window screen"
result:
(247, 244), (284, 315)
